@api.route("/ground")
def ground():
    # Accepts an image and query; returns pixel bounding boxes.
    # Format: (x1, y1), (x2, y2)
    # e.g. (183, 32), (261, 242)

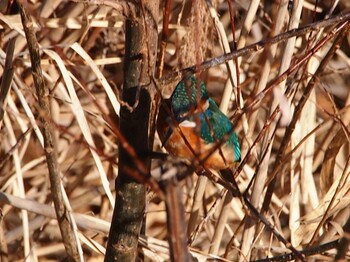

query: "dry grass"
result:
(0, 0), (350, 261)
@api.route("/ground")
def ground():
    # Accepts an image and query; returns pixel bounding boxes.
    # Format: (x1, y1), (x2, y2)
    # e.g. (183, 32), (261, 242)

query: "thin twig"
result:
(252, 239), (339, 262)
(259, 20), (350, 251)
(159, 11), (350, 85)
(0, 38), (15, 129)
(0, 210), (8, 262)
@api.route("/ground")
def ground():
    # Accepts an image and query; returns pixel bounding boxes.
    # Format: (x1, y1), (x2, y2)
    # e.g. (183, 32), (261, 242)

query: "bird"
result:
(157, 75), (240, 170)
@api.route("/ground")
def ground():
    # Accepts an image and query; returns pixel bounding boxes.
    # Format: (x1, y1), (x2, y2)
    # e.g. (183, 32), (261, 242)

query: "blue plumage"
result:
(170, 76), (241, 162)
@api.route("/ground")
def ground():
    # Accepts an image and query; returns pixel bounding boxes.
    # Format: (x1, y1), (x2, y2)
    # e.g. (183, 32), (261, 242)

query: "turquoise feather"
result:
(171, 76), (209, 118)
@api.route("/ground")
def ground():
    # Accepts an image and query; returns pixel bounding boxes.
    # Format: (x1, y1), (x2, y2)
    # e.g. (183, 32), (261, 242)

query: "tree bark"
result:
(104, 1), (158, 261)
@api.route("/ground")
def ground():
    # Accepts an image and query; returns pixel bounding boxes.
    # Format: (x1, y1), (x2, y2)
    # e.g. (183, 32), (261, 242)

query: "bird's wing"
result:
(199, 99), (231, 141)
(200, 99), (241, 161)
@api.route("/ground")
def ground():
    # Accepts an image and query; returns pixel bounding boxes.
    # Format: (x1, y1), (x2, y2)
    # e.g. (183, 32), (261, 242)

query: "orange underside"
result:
(157, 107), (236, 170)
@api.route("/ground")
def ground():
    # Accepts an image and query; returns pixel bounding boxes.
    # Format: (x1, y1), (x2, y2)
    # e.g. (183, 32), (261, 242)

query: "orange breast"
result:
(157, 102), (236, 170)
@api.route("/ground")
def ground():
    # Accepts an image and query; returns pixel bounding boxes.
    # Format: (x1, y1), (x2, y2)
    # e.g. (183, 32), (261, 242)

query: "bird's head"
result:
(170, 76), (209, 118)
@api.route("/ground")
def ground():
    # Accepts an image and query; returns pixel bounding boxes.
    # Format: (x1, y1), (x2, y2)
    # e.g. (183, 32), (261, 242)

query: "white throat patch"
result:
(179, 120), (196, 128)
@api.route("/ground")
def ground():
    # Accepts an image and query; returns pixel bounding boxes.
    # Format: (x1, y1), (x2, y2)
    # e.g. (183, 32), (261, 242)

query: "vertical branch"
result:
(227, 0), (241, 107)
(104, 1), (158, 261)
(163, 174), (191, 262)
(157, 0), (172, 78)
(17, 2), (81, 261)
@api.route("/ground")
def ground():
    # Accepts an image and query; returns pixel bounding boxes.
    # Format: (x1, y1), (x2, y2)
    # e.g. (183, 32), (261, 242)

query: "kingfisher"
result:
(157, 75), (241, 170)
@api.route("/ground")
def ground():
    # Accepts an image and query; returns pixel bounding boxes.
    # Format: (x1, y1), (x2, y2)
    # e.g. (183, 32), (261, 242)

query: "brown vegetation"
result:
(0, 0), (350, 261)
